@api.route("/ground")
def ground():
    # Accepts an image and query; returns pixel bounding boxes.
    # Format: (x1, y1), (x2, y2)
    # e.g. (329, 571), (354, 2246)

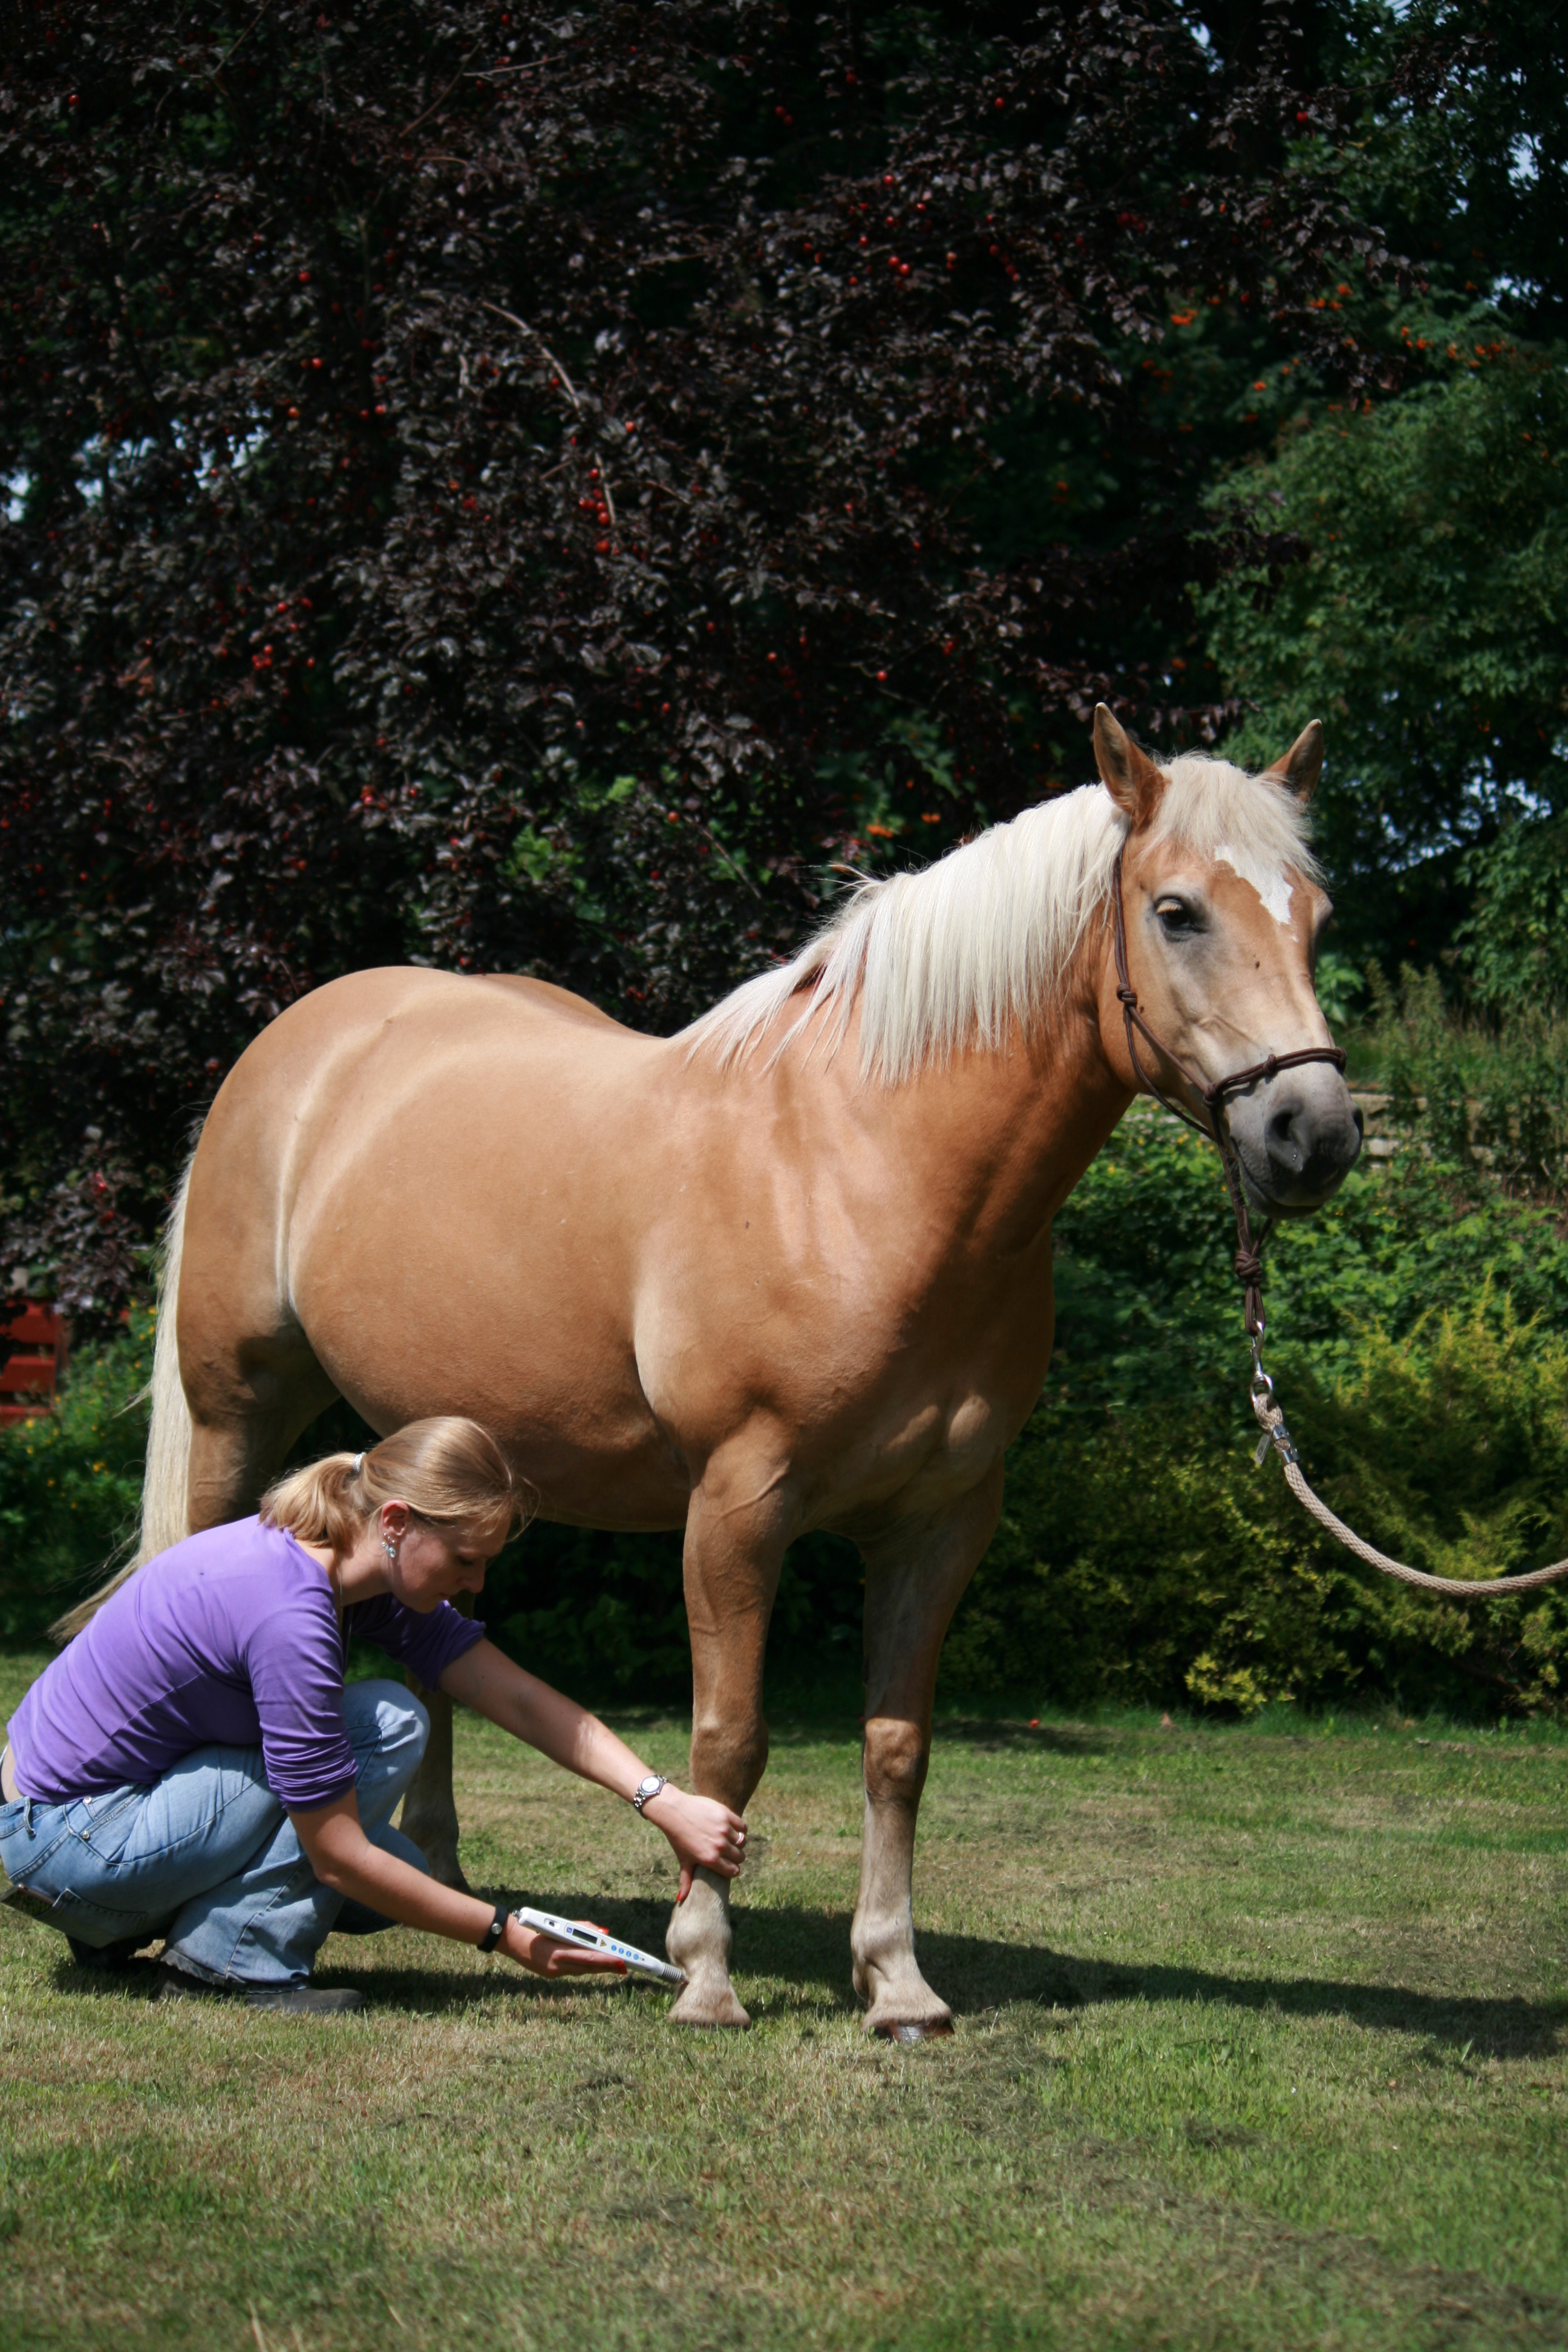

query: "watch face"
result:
(638, 1775), (662, 1800)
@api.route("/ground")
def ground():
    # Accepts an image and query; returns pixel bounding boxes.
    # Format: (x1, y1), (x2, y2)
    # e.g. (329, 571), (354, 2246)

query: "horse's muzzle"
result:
(1230, 1070), (1364, 1215)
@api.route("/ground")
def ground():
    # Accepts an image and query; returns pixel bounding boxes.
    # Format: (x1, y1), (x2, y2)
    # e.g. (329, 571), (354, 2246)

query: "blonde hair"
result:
(260, 1416), (530, 1559)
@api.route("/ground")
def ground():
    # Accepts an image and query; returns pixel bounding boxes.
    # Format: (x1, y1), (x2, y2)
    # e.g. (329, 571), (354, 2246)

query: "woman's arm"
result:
(440, 1638), (746, 1899)
(290, 1791), (624, 1978)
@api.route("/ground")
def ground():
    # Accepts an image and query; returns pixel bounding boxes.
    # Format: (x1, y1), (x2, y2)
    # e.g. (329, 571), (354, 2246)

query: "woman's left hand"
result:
(641, 1785), (747, 1901)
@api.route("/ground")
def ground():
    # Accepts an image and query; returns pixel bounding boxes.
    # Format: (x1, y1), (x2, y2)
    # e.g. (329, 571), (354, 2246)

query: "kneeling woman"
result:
(0, 1418), (744, 2013)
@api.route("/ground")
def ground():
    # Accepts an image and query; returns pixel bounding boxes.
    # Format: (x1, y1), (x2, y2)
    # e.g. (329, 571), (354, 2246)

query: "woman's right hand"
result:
(639, 1783), (748, 1901)
(502, 1914), (627, 1979)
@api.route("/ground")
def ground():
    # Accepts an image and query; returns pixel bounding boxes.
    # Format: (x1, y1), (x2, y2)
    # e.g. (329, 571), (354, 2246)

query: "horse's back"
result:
(208, 967), (647, 1139)
(235, 963), (631, 1059)
(475, 972), (628, 1030)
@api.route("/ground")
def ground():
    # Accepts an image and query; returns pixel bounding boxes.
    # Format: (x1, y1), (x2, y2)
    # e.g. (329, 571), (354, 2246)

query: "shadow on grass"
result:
(201, 1890), (1566, 2057)
(598, 1708), (1119, 1755)
(929, 1717), (1114, 1756)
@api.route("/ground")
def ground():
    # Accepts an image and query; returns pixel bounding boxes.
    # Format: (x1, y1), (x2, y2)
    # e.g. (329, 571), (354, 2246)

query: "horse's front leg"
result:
(665, 1466), (792, 2029)
(853, 1464), (1004, 2039)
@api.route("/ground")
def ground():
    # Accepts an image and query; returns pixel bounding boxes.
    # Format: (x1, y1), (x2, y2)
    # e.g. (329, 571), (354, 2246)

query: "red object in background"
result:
(1, 1304), (68, 1425)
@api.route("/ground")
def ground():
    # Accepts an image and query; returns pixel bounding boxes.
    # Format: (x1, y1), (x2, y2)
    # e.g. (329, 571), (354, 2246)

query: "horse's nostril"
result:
(1266, 1104), (1305, 1166)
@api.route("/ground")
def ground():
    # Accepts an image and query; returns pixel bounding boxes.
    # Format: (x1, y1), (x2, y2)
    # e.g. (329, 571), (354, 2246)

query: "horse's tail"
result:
(50, 1156), (196, 1643)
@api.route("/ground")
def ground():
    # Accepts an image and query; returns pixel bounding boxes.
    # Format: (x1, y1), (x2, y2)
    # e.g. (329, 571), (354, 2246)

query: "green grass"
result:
(2, 1652), (1566, 2351)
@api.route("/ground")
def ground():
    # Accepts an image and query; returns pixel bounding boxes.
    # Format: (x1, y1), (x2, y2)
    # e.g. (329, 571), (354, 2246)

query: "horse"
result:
(80, 706), (1361, 2034)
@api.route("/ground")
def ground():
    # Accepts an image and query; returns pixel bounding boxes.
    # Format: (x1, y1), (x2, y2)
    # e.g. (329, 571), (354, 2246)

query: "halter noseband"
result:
(1109, 840), (1347, 1338)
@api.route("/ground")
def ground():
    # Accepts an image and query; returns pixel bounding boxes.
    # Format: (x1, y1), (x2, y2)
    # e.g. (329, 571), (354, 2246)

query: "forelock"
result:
(1148, 753), (1319, 883)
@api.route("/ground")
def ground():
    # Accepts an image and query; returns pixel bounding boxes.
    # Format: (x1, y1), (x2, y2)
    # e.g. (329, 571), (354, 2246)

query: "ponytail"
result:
(260, 1415), (529, 1558)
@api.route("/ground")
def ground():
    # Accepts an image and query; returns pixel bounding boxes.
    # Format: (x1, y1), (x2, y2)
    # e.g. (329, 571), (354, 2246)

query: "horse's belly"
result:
(293, 1258), (688, 1528)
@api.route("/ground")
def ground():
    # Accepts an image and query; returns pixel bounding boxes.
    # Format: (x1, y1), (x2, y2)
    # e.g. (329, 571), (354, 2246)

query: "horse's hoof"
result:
(872, 2017), (953, 2044)
(668, 1979), (751, 2030)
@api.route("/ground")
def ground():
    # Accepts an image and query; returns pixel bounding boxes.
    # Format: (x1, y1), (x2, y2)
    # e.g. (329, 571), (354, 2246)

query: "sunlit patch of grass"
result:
(1, 1650), (1565, 2350)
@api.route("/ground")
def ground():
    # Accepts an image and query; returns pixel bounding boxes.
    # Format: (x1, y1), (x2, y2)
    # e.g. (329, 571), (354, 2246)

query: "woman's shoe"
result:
(157, 1965), (362, 2013)
(67, 1935), (152, 1973)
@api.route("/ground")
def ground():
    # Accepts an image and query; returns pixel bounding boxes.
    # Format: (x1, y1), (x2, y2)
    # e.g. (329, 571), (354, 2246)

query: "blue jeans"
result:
(0, 1681), (430, 1987)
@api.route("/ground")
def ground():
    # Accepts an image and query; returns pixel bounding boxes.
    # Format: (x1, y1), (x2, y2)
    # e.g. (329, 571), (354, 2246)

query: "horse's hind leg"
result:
(184, 1337), (341, 1534)
(664, 1469), (791, 2028)
(399, 1601), (473, 1891)
(852, 1466), (1004, 2039)
(185, 1265), (474, 1886)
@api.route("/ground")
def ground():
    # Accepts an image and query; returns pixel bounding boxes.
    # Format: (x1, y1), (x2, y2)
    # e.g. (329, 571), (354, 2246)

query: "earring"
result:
(382, 1538), (398, 1567)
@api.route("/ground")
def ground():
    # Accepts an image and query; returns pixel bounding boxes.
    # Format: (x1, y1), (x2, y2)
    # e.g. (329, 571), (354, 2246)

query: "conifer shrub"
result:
(944, 1297), (1568, 1717)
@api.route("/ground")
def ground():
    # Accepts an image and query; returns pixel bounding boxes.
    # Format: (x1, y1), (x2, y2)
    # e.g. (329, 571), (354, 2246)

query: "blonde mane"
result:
(684, 756), (1318, 1086)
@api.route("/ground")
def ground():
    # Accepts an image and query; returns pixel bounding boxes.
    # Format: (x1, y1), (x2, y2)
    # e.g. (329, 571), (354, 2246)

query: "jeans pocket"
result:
(0, 1800), (74, 1883)
(68, 1786), (146, 1868)
(44, 1882), (159, 1947)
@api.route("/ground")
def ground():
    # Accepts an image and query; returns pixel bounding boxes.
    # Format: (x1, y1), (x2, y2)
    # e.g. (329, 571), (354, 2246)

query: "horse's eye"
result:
(1155, 898), (1200, 937)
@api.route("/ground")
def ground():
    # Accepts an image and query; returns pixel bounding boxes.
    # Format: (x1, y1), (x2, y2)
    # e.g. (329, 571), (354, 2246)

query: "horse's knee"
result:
(690, 1711), (768, 1808)
(863, 1715), (929, 1809)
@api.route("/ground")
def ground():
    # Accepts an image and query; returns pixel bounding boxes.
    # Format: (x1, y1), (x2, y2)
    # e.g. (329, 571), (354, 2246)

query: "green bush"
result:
(944, 1295), (1568, 1718)
(1360, 963), (1568, 1200)
(0, 1310), (152, 1641)
(1200, 348), (1568, 962)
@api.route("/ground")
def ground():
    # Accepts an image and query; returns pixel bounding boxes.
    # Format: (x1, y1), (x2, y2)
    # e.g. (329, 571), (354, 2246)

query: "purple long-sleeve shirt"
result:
(5, 1517), (485, 1811)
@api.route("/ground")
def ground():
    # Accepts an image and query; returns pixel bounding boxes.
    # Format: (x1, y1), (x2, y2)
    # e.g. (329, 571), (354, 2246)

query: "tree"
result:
(1204, 348), (1568, 967)
(1200, 0), (1568, 976)
(1, 0), (1402, 1323)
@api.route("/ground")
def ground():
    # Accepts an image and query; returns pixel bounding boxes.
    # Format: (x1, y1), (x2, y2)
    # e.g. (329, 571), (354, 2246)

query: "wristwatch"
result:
(632, 1773), (667, 1815)
(477, 1900), (509, 1953)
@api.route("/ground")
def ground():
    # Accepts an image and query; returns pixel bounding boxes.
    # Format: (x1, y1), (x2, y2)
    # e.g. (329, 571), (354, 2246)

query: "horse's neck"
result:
(943, 1014), (1129, 1253)
(802, 960), (1131, 1258)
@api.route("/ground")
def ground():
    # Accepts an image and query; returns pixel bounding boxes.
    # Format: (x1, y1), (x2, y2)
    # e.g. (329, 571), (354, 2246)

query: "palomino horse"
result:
(96, 708), (1361, 2034)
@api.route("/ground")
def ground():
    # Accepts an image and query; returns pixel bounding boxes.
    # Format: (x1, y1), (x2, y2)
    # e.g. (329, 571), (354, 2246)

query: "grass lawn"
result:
(2, 1648), (1566, 2352)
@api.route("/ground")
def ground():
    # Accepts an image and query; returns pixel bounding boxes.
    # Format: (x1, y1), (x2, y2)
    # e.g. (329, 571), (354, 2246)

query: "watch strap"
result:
(477, 1900), (509, 1954)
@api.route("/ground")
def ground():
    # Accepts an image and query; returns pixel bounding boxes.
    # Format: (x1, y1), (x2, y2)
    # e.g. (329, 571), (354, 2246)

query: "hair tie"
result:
(353, 1452), (365, 1476)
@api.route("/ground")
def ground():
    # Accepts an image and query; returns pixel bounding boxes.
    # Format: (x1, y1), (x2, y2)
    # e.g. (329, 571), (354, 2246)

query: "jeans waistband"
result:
(0, 1749), (30, 1840)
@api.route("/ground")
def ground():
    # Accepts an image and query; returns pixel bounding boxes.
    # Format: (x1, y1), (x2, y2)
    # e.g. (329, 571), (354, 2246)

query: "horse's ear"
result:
(1092, 704), (1165, 827)
(1265, 719), (1324, 805)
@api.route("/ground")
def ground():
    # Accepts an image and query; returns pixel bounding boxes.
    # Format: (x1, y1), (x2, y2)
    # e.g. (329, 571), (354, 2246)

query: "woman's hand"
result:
(502, 1914), (627, 1979)
(439, 1646), (749, 1903)
(641, 1785), (747, 1902)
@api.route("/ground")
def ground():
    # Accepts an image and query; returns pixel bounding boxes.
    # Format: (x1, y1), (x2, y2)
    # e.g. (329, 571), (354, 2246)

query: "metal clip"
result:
(1252, 1411), (1299, 1469)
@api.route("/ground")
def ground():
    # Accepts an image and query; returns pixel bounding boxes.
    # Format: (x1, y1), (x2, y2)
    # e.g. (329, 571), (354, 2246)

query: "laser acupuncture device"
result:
(513, 1907), (687, 1987)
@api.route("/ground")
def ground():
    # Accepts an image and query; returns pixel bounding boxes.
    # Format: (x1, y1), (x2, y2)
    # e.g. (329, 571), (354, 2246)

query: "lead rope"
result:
(1110, 843), (1568, 1602)
(1247, 1334), (1568, 1598)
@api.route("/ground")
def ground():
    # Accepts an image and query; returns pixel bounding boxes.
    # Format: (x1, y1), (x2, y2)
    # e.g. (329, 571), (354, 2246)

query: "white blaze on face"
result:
(1215, 841), (1294, 929)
